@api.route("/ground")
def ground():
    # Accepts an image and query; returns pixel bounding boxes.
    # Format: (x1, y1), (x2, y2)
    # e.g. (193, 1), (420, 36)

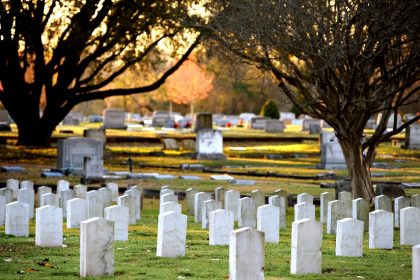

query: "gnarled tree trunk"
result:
(339, 137), (376, 202)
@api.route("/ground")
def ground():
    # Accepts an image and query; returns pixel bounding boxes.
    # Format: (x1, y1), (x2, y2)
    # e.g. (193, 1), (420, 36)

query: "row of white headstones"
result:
(1, 180), (420, 278)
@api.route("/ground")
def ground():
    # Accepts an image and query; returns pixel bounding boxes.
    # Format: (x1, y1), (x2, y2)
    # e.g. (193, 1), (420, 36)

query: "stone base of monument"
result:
(193, 153), (227, 160)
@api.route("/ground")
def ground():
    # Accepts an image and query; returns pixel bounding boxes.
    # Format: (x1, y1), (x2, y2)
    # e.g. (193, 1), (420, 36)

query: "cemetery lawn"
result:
(0, 198), (413, 279)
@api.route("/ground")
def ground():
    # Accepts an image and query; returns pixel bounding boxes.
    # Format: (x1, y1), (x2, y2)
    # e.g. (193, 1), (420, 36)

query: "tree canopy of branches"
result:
(205, 0), (420, 201)
(165, 59), (214, 116)
(0, 0), (201, 145)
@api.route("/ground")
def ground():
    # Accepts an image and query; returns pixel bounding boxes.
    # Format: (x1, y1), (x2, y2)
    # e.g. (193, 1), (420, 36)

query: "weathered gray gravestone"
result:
(405, 124), (420, 149)
(194, 113), (212, 132)
(57, 137), (103, 176)
(103, 108), (125, 129)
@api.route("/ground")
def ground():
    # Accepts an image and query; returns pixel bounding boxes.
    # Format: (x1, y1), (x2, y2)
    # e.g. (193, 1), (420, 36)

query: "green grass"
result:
(0, 199), (414, 279)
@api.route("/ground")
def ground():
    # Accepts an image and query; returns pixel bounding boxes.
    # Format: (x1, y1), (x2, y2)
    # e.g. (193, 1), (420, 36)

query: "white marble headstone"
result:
(257, 204), (280, 243)
(156, 211), (187, 257)
(268, 195), (286, 229)
(104, 205), (129, 241)
(394, 196), (410, 228)
(80, 217), (114, 277)
(320, 192), (334, 224)
(294, 202), (315, 221)
(67, 198), (88, 228)
(336, 218), (364, 257)
(5, 201), (29, 237)
(290, 219), (322, 275)
(37, 186), (52, 207)
(352, 198), (370, 231)
(202, 199), (222, 229)
(229, 227), (264, 280)
(118, 195), (137, 225)
(225, 190), (240, 221)
(369, 210), (393, 249)
(209, 209), (233, 246)
(400, 207), (420, 245)
(297, 193), (313, 204)
(194, 192), (211, 223)
(35, 205), (63, 247)
(238, 197), (256, 228)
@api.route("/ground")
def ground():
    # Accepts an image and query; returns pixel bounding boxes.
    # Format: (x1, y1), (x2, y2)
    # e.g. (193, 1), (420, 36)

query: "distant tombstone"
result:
(209, 209), (234, 246)
(375, 195), (393, 212)
(327, 200), (351, 234)
(6, 178), (19, 199)
(294, 202), (315, 221)
(376, 113), (402, 130)
(320, 192), (334, 224)
(17, 188), (34, 219)
(336, 218), (364, 257)
(127, 185), (142, 216)
(365, 118), (377, 129)
(118, 195), (137, 225)
(264, 120), (284, 133)
(268, 195), (286, 229)
(318, 141), (346, 169)
(338, 191), (352, 206)
(400, 207), (420, 246)
(5, 201), (29, 237)
(250, 190), (265, 208)
(83, 156), (104, 179)
(0, 196), (5, 226)
(195, 129), (226, 160)
(194, 192), (212, 223)
(186, 188), (198, 216)
(229, 227), (265, 280)
(80, 218), (114, 277)
(394, 196), (411, 228)
(279, 112), (296, 123)
(105, 183), (119, 202)
(414, 245), (420, 280)
(309, 123), (322, 135)
(194, 113), (212, 132)
(20, 180), (34, 190)
(60, 189), (75, 218)
(302, 118), (321, 131)
(152, 115), (172, 128)
(57, 137), (103, 176)
(156, 211), (187, 257)
(37, 186), (52, 207)
(290, 219), (322, 275)
(215, 186), (225, 206)
(103, 108), (125, 129)
(297, 193), (313, 204)
(202, 199), (222, 229)
(369, 210), (393, 249)
(412, 194), (420, 208)
(274, 189), (289, 212)
(257, 204), (280, 243)
(225, 190), (240, 221)
(238, 197), (257, 228)
(67, 198), (88, 228)
(57, 179), (70, 197)
(86, 190), (103, 218)
(104, 205), (129, 241)
(162, 138), (179, 150)
(41, 193), (58, 207)
(160, 193), (178, 214)
(405, 124), (420, 149)
(250, 117), (269, 129)
(83, 127), (106, 150)
(0, 188), (13, 204)
(35, 205), (63, 247)
(161, 201), (182, 214)
(98, 187), (112, 209)
(319, 131), (336, 146)
(74, 185), (87, 199)
(352, 198), (370, 231)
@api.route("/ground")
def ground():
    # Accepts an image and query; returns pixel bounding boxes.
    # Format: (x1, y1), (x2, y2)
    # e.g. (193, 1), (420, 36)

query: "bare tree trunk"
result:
(339, 138), (375, 202)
